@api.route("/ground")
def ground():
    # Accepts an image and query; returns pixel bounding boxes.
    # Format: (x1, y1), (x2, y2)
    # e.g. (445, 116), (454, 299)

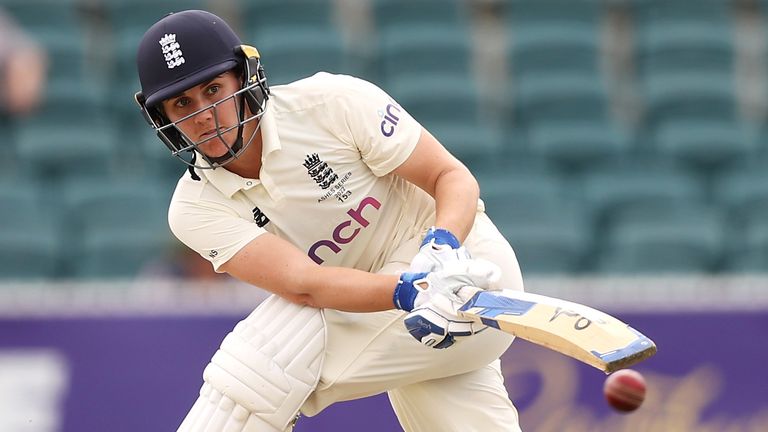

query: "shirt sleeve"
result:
(168, 196), (265, 273)
(329, 76), (423, 176)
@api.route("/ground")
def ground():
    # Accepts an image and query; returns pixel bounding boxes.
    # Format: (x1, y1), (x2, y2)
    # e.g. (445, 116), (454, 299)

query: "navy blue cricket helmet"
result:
(135, 10), (269, 169)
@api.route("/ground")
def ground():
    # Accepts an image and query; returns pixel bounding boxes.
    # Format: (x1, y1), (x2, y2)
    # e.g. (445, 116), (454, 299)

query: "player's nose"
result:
(192, 105), (214, 126)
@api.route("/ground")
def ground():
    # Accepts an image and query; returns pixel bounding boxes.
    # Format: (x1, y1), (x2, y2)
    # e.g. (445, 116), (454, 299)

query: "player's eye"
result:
(174, 97), (190, 108)
(206, 84), (220, 96)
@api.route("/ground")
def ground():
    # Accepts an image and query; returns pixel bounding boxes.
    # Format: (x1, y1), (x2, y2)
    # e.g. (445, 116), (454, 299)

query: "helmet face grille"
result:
(134, 8), (271, 170)
(137, 41), (270, 170)
(155, 74), (268, 169)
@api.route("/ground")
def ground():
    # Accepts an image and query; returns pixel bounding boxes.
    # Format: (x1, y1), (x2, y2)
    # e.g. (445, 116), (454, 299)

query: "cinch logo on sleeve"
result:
(308, 196), (381, 264)
(379, 102), (402, 137)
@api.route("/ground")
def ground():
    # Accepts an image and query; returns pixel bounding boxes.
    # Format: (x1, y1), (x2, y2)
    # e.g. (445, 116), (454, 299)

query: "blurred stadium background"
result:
(0, 0), (767, 431)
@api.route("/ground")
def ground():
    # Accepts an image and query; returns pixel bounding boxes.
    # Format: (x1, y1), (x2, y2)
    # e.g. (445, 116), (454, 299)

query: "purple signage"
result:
(501, 311), (768, 431)
(0, 311), (765, 431)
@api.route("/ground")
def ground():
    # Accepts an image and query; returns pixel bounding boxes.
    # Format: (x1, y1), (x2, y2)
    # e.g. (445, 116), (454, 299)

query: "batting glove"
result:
(409, 227), (471, 273)
(403, 296), (486, 349)
(393, 259), (501, 349)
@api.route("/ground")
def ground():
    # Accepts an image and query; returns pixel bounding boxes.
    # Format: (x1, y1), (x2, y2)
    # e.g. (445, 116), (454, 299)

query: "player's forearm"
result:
(432, 166), (479, 242)
(221, 233), (403, 312)
(294, 266), (400, 312)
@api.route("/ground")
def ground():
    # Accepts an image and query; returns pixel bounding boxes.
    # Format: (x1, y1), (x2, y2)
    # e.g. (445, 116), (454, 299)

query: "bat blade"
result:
(458, 290), (657, 373)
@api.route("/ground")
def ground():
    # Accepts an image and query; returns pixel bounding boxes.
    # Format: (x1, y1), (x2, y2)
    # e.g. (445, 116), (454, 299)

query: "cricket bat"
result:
(458, 290), (657, 374)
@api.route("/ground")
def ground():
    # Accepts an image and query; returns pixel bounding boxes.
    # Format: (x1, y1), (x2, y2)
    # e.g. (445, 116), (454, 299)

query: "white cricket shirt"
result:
(168, 73), (442, 272)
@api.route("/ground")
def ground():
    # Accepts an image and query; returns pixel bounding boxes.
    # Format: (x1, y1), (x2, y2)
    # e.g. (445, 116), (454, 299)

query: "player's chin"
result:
(198, 140), (235, 159)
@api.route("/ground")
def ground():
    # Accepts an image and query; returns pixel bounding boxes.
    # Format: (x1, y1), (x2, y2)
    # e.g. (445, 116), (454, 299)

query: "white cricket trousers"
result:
(301, 212), (524, 432)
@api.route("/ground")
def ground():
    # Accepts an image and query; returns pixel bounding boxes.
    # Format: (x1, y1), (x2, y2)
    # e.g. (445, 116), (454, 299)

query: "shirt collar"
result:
(259, 102), (281, 156)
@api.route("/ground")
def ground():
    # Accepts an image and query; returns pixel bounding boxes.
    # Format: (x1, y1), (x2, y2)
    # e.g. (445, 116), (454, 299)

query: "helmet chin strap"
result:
(206, 127), (244, 166)
(204, 93), (253, 167)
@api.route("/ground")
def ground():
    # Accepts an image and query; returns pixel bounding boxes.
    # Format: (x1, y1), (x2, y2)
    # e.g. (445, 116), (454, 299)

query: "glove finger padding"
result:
(403, 288), (487, 349)
(403, 307), (456, 349)
(404, 307), (483, 349)
(412, 259), (502, 309)
(409, 241), (471, 273)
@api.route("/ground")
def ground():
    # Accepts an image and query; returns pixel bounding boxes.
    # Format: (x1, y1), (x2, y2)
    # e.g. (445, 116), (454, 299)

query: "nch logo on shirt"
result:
(308, 196), (381, 264)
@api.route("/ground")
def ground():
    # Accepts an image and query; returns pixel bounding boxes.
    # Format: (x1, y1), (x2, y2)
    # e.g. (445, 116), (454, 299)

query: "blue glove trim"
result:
(393, 272), (429, 311)
(421, 227), (461, 249)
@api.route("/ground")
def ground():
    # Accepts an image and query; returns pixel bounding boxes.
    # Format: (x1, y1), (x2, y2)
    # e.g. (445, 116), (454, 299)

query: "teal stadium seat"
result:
(508, 22), (601, 81)
(504, 0), (618, 170)
(478, 158), (568, 217)
(109, 27), (147, 128)
(631, 0), (736, 88)
(59, 178), (174, 278)
(724, 215), (768, 272)
(630, 0), (733, 32)
(642, 72), (737, 125)
(0, 117), (15, 169)
(14, 86), (117, 178)
(377, 24), (473, 86)
(527, 120), (631, 169)
(714, 163), (768, 224)
(506, 0), (602, 25)
(652, 119), (757, 169)
(632, 2), (742, 171)
(506, 0), (602, 80)
(597, 203), (725, 274)
(479, 161), (591, 273)
(714, 162), (768, 271)
(388, 77), (483, 124)
(514, 73), (609, 124)
(104, 0), (205, 32)
(239, 0), (352, 85)
(253, 27), (349, 85)
(243, 0), (336, 30)
(580, 158), (705, 226)
(512, 73), (628, 168)
(640, 71), (753, 170)
(32, 29), (93, 91)
(490, 201), (590, 274)
(138, 127), (186, 181)
(372, 0), (468, 30)
(0, 182), (60, 279)
(389, 76), (502, 163)
(2, 0), (82, 29)
(373, 0), (471, 85)
(635, 22), (734, 77)
(476, 161), (564, 208)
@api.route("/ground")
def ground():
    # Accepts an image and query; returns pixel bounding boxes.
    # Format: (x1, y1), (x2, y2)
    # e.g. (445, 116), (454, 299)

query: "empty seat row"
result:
(0, 177), (176, 279)
(4, 154), (768, 278)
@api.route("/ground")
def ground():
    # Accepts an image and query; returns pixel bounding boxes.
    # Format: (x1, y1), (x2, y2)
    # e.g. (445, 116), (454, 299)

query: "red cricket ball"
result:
(603, 369), (647, 412)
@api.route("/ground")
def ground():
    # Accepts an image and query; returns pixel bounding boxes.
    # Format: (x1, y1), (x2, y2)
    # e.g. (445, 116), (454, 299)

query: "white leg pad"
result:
(178, 295), (326, 432)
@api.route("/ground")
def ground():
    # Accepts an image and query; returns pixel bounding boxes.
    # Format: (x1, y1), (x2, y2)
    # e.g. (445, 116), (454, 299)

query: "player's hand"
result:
(394, 259), (501, 312)
(403, 295), (485, 349)
(409, 227), (471, 273)
(393, 259), (501, 348)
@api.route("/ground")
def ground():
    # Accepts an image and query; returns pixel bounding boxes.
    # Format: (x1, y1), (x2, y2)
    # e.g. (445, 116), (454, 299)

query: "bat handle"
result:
(456, 286), (485, 318)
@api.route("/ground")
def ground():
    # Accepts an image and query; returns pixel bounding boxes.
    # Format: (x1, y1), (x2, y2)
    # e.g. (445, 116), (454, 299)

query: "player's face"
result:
(161, 71), (250, 159)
